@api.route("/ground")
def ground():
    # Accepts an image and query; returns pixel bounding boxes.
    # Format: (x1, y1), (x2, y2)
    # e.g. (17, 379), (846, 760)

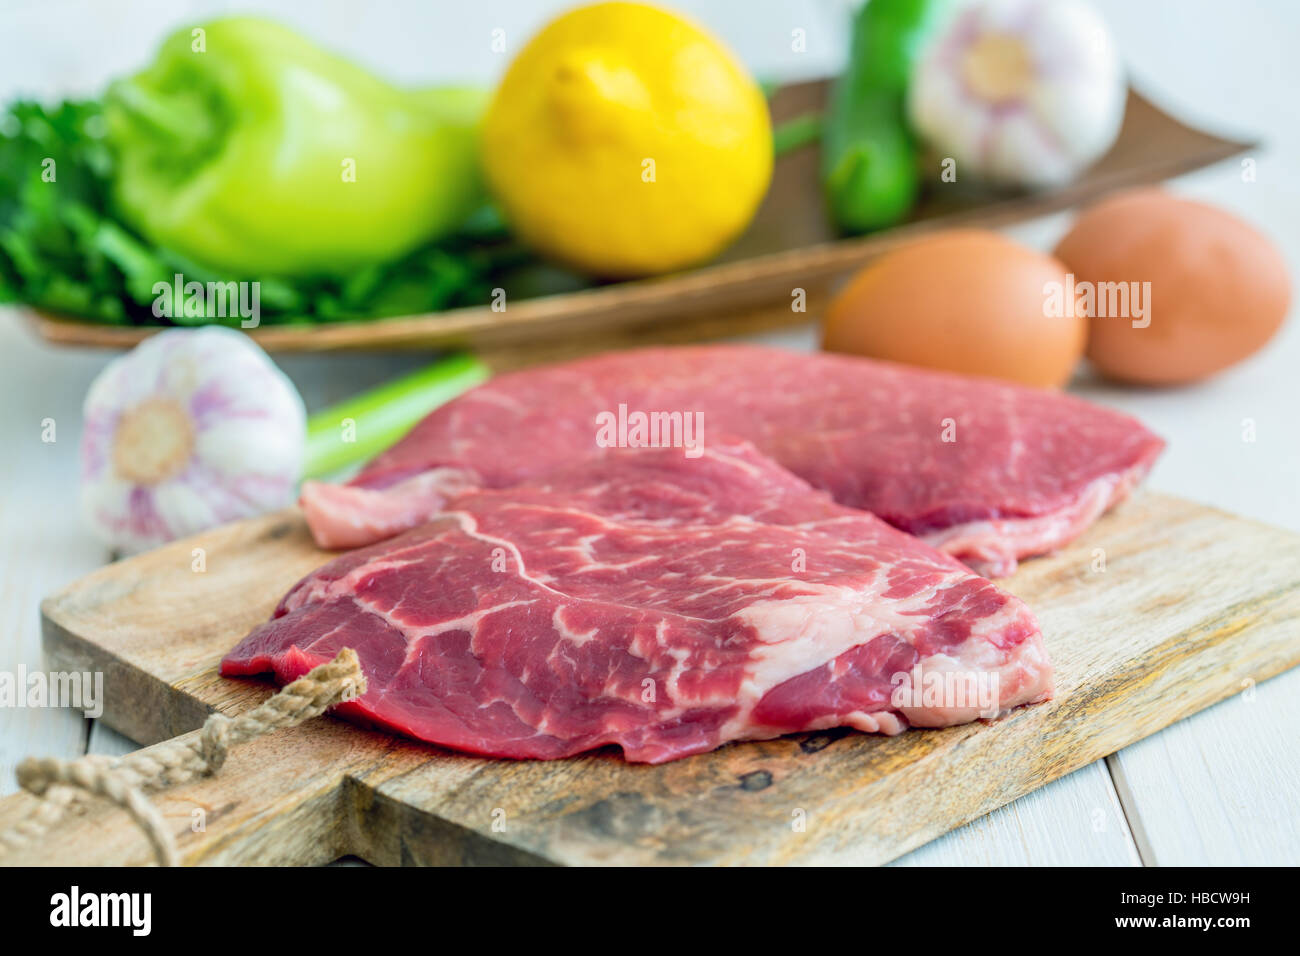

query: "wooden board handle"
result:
(0, 722), (359, 867)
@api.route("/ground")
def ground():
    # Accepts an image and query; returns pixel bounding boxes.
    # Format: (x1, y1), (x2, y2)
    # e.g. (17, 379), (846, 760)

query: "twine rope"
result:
(0, 648), (364, 867)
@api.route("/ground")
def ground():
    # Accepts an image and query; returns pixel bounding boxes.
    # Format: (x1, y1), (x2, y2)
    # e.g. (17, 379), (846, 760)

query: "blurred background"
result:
(2, 0), (1295, 525)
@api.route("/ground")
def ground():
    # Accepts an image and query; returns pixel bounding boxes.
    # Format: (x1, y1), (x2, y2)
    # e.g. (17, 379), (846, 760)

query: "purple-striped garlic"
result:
(80, 326), (305, 553)
(908, 0), (1125, 188)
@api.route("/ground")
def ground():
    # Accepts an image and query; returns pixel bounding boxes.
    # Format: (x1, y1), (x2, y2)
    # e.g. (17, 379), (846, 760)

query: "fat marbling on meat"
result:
(225, 443), (1052, 762)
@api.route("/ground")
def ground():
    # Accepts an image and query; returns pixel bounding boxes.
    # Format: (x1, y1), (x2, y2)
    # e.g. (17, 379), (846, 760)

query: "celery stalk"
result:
(302, 353), (489, 480)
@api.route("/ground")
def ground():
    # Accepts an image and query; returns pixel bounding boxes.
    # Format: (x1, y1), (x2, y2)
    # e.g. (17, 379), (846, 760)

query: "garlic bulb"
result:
(908, 0), (1125, 188)
(81, 326), (306, 554)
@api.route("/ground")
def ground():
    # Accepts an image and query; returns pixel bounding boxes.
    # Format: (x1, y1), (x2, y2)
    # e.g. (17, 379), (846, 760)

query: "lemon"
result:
(483, 2), (773, 278)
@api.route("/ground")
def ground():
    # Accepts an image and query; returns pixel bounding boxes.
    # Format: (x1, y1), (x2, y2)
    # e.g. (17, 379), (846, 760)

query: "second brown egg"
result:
(823, 229), (1086, 388)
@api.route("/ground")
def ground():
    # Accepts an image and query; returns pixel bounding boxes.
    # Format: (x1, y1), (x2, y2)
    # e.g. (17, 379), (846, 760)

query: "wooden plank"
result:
(1105, 665), (1300, 865)
(893, 760), (1141, 866)
(85, 722), (137, 760)
(0, 320), (109, 796)
(20, 87), (1252, 354)
(0, 490), (1296, 866)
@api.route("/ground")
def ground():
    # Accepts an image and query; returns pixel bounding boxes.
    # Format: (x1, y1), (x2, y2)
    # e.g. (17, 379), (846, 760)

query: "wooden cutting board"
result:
(2, 492), (1298, 866)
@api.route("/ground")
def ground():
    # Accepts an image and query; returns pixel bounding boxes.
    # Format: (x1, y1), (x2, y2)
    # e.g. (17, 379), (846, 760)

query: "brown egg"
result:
(1054, 188), (1291, 385)
(823, 229), (1085, 388)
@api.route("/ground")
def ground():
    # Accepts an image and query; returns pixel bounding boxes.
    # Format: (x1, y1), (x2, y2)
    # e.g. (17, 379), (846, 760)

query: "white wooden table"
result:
(1, 0), (1297, 866)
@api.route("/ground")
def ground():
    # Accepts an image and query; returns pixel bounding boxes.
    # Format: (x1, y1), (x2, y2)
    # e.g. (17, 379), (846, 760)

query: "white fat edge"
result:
(891, 610), (1053, 727)
(303, 465), (478, 536)
(922, 472), (1121, 562)
(715, 571), (1035, 740)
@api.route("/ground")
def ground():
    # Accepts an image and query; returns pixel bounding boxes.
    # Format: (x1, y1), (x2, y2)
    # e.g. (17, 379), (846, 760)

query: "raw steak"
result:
(224, 443), (1052, 763)
(302, 345), (1163, 576)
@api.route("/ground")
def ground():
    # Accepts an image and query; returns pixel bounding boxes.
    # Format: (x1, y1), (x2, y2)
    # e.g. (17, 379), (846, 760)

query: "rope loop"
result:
(0, 648), (364, 866)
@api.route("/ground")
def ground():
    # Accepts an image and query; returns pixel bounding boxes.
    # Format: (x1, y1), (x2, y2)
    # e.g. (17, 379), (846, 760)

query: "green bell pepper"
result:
(102, 17), (486, 278)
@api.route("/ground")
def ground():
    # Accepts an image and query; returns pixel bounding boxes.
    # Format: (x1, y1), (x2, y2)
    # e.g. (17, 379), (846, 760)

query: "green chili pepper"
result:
(822, 0), (950, 233)
(102, 17), (486, 278)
